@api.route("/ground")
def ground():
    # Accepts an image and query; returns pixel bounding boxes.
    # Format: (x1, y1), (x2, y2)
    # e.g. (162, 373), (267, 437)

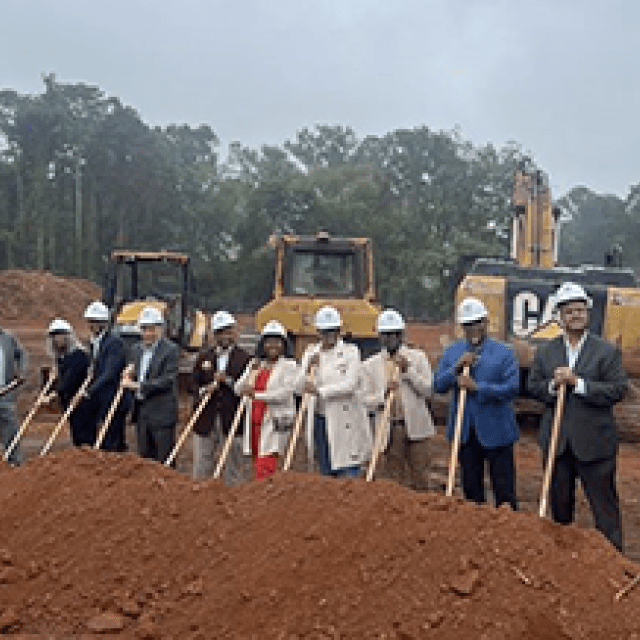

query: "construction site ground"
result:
(2, 271), (640, 636)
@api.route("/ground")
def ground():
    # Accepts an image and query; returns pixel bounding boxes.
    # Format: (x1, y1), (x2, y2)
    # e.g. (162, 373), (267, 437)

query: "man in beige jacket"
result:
(364, 309), (434, 489)
(299, 306), (372, 478)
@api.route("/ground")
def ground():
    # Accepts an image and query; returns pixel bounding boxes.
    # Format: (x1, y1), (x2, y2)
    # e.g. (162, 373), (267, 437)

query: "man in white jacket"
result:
(364, 309), (435, 489)
(299, 306), (372, 478)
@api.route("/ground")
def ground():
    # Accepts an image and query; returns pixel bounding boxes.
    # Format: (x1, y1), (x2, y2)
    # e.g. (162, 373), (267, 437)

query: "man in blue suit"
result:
(83, 301), (129, 451)
(434, 297), (520, 508)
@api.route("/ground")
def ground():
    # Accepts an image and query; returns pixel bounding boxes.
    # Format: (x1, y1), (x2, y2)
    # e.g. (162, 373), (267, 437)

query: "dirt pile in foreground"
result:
(0, 270), (100, 328)
(0, 450), (639, 639)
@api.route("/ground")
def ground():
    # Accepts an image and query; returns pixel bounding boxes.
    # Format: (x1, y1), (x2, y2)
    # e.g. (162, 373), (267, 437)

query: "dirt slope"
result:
(0, 449), (638, 639)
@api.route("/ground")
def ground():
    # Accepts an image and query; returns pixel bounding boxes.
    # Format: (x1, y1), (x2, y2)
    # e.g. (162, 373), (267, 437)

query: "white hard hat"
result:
(261, 320), (288, 339)
(138, 306), (164, 327)
(553, 282), (592, 310)
(211, 310), (236, 332)
(48, 318), (72, 334)
(315, 306), (341, 330)
(457, 297), (488, 325)
(377, 308), (405, 333)
(84, 300), (110, 322)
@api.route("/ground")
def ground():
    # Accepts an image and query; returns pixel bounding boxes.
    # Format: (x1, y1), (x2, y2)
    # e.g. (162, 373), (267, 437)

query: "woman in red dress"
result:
(237, 321), (299, 480)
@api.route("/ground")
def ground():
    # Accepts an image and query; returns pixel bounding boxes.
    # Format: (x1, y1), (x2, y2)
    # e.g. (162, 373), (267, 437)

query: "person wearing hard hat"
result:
(190, 310), (252, 481)
(45, 318), (92, 446)
(363, 309), (435, 490)
(297, 306), (372, 478)
(82, 300), (128, 451)
(122, 307), (180, 464)
(0, 323), (27, 465)
(235, 320), (298, 480)
(434, 297), (520, 508)
(527, 282), (627, 551)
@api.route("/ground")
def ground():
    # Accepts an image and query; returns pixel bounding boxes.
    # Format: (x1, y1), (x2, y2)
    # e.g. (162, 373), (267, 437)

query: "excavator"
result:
(452, 162), (640, 438)
(255, 232), (381, 358)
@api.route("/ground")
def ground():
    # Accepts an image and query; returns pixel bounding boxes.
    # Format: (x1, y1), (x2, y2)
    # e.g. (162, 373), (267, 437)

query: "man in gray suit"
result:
(528, 282), (628, 551)
(123, 306), (180, 465)
(0, 328), (27, 465)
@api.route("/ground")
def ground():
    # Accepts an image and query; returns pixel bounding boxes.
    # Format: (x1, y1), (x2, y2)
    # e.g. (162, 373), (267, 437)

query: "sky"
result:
(2, 0), (639, 198)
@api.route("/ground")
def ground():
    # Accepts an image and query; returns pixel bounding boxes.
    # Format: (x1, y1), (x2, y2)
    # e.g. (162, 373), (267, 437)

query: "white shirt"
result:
(139, 342), (157, 383)
(137, 341), (158, 400)
(550, 331), (587, 396)
(91, 331), (106, 360)
(216, 346), (231, 375)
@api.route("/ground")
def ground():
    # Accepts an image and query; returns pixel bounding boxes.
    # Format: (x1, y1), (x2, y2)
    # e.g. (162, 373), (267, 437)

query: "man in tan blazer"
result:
(364, 309), (434, 490)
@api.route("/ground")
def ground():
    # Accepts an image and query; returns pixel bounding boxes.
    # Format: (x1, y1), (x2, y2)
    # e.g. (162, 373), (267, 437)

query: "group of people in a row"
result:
(0, 280), (627, 551)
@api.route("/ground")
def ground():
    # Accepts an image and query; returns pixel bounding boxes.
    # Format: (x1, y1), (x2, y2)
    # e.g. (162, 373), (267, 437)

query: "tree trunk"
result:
(75, 157), (83, 276)
(87, 181), (98, 281)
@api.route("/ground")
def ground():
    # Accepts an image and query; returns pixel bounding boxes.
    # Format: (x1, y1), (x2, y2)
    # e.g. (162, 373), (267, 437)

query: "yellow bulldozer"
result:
(453, 163), (640, 438)
(255, 232), (381, 358)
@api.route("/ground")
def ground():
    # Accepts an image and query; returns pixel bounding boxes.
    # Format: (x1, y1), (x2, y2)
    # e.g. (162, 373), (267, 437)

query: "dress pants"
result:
(136, 418), (175, 465)
(458, 427), (517, 509)
(384, 419), (430, 490)
(549, 445), (623, 551)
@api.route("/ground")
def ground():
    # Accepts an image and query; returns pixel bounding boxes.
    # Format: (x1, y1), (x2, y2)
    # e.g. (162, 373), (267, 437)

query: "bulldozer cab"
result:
(104, 251), (199, 350)
(279, 234), (373, 300)
(256, 232), (380, 358)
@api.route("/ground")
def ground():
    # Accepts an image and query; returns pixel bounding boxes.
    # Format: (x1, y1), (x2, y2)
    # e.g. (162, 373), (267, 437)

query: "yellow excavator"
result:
(255, 232), (381, 358)
(453, 163), (640, 437)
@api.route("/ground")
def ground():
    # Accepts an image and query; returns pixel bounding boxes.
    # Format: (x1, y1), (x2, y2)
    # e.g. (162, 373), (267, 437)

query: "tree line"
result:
(1, 75), (639, 321)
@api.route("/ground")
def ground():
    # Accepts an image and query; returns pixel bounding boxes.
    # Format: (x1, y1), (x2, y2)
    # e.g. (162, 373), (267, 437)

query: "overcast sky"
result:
(3, 0), (639, 197)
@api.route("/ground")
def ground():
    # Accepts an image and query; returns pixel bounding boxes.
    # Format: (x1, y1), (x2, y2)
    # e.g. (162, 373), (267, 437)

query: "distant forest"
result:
(1, 75), (639, 320)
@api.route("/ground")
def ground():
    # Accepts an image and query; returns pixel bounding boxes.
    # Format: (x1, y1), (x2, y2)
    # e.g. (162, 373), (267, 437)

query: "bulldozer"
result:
(103, 250), (208, 390)
(255, 232), (381, 358)
(453, 163), (640, 438)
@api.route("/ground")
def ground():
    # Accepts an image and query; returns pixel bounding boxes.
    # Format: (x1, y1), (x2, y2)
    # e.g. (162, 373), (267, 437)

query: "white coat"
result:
(235, 358), (299, 457)
(363, 345), (436, 441)
(298, 339), (372, 471)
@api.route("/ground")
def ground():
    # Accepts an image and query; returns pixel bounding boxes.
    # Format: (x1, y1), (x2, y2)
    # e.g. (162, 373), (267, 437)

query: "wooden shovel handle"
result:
(94, 381), (126, 449)
(212, 364), (259, 479)
(366, 365), (400, 482)
(539, 383), (567, 518)
(40, 374), (92, 456)
(4, 372), (57, 461)
(212, 395), (248, 479)
(164, 382), (218, 467)
(282, 367), (317, 472)
(446, 365), (470, 497)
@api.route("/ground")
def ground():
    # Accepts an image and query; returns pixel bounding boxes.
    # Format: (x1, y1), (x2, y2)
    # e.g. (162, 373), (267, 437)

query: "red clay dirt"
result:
(0, 270), (101, 330)
(0, 448), (639, 639)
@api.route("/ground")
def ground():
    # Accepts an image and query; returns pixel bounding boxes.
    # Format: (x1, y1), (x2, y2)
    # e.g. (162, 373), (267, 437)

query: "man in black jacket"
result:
(83, 301), (128, 451)
(527, 282), (628, 550)
(123, 306), (179, 464)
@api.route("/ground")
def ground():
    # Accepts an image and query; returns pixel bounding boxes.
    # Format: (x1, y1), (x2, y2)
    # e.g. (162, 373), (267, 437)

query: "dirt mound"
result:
(0, 270), (100, 329)
(0, 450), (638, 638)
